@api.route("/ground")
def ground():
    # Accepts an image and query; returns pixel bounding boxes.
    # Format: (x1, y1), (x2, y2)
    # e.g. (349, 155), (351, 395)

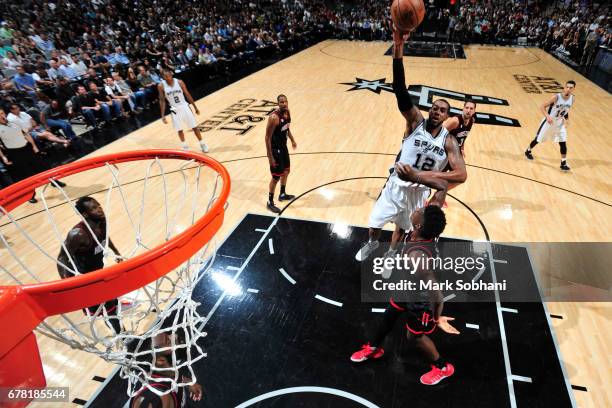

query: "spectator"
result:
(104, 77), (138, 114)
(54, 76), (76, 109)
(0, 109), (44, 202)
(111, 72), (146, 112)
(58, 59), (79, 80)
(12, 66), (38, 101)
(581, 28), (601, 66)
(2, 50), (20, 70)
(88, 82), (123, 121)
(7, 103), (70, 147)
(32, 65), (54, 88)
(40, 99), (78, 142)
(113, 46), (130, 66)
(137, 66), (159, 100)
(69, 55), (88, 77)
(73, 84), (107, 127)
(47, 59), (60, 80)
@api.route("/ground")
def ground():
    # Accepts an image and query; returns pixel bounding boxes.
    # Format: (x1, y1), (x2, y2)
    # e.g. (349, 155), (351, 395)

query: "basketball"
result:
(391, 0), (425, 32)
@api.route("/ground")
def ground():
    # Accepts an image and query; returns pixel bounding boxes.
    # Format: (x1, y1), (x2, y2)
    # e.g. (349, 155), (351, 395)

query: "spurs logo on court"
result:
(198, 99), (278, 135)
(341, 78), (521, 127)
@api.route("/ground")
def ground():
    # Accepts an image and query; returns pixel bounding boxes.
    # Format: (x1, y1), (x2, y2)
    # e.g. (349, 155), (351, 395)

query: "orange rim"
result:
(0, 149), (230, 315)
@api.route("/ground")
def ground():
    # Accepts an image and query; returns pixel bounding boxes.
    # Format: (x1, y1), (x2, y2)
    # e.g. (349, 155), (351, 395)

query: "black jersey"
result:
(449, 115), (474, 148)
(130, 376), (186, 408)
(390, 231), (436, 312)
(271, 109), (291, 148)
(57, 221), (105, 278)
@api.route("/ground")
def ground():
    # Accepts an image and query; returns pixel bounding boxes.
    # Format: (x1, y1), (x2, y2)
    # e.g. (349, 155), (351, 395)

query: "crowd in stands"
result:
(0, 0), (610, 197)
(441, 1), (610, 66)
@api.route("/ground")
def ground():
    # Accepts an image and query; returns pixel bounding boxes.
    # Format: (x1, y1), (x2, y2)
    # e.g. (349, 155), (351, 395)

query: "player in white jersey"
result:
(158, 69), (208, 153)
(524, 80), (576, 171)
(355, 27), (467, 262)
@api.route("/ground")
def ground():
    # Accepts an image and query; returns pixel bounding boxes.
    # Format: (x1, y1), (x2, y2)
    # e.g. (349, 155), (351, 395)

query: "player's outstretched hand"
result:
(162, 116), (167, 124)
(291, 141), (297, 149)
(189, 383), (203, 401)
(438, 316), (460, 334)
(395, 163), (416, 182)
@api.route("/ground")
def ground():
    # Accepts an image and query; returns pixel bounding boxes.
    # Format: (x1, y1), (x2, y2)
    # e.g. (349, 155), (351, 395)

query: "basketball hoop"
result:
(0, 150), (230, 406)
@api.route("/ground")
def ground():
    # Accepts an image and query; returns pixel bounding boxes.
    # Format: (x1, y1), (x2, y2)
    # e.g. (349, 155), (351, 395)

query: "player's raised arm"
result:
(392, 26), (423, 133)
(540, 94), (557, 124)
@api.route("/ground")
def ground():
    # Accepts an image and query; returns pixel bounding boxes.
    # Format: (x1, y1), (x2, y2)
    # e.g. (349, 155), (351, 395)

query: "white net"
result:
(0, 154), (227, 397)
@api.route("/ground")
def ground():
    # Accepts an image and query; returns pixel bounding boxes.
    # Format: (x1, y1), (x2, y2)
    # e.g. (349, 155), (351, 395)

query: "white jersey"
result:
(162, 79), (188, 108)
(547, 93), (574, 126)
(391, 120), (449, 186)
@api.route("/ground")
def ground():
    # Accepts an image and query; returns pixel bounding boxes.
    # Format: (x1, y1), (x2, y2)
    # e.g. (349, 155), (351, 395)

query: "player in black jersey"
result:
(265, 94), (297, 213)
(130, 333), (203, 408)
(444, 100), (476, 158)
(57, 196), (124, 333)
(350, 166), (459, 386)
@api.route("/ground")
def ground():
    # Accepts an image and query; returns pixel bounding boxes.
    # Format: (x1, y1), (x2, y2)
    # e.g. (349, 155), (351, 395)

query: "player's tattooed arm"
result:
(265, 114), (279, 167)
(392, 26), (423, 132)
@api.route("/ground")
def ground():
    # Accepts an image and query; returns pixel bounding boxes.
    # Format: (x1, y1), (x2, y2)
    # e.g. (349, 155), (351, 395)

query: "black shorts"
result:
(270, 145), (290, 176)
(390, 299), (437, 335)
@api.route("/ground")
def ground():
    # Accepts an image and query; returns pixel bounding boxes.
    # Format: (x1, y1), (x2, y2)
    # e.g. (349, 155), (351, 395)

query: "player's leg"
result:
(558, 126), (569, 170)
(169, 109), (189, 150)
(356, 181), (402, 261)
(526, 119), (551, 159)
(177, 130), (188, 150)
(350, 304), (402, 362)
(185, 106), (208, 153)
(406, 312), (455, 385)
(267, 147), (284, 213)
(192, 126), (208, 153)
(278, 147), (294, 201)
(267, 175), (281, 213)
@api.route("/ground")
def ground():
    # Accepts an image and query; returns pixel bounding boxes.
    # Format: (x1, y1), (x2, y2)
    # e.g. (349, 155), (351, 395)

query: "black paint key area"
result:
(88, 214), (574, 408)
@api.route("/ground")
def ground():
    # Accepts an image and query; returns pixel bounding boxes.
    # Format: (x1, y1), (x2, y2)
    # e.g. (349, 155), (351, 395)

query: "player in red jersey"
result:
(350, 165), (460, 386)
(444, 100), (475, 159)
(265, 94), (297, 213)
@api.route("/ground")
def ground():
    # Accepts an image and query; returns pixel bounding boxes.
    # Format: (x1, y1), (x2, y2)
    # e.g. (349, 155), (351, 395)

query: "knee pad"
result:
(272, 175), (280, 181)
(559, 142), (567, 155)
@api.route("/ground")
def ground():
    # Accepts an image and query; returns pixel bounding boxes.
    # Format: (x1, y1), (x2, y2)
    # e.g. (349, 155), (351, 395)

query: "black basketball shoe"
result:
(524, 150), (534, 160)
(560, 162), (571, 171)
(267, 201), (281, 213)
(278, 193), (295, 201)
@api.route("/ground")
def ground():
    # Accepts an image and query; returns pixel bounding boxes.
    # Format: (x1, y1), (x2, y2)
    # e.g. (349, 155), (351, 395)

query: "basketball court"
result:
(1, 40), (610, 407)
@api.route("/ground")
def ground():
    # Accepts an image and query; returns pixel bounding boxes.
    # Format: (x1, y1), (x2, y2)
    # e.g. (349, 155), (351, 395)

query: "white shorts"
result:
(535, 119), (567, 143)
(170, 105), (197, 131)
(368, 176), (430, 231)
